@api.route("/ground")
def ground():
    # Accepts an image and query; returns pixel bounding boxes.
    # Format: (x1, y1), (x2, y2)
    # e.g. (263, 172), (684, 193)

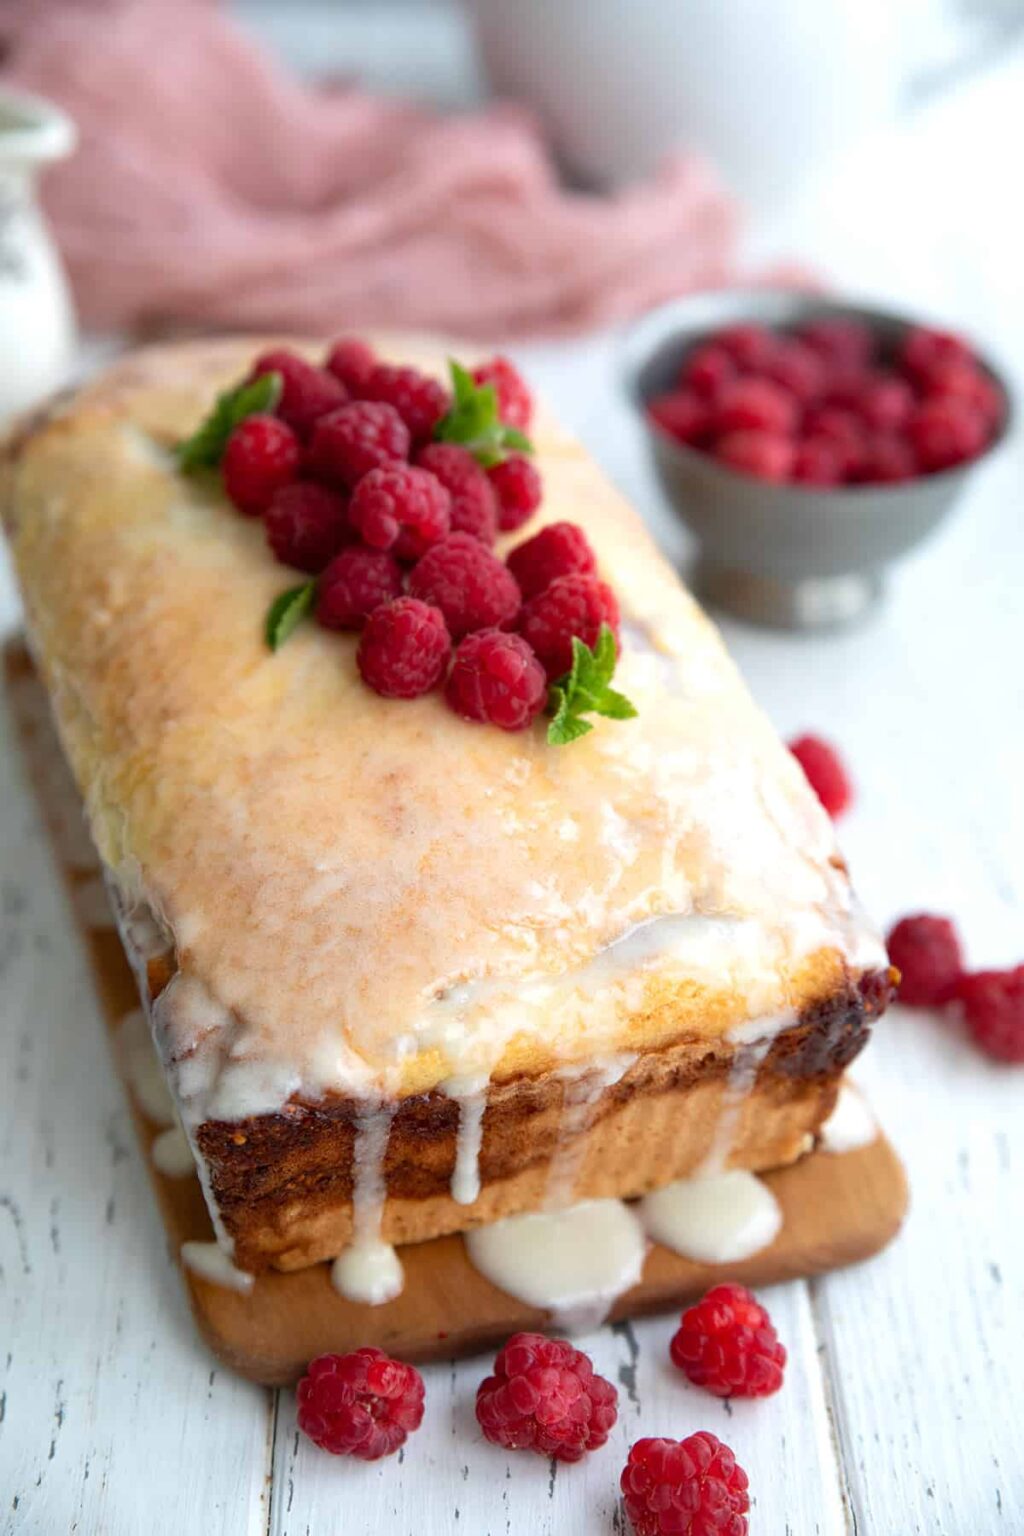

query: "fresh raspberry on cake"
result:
(679, 343), (736, 400)
(797, 317), (875, 370)
(621, 1433), (750, 1536)
(348, 464), (451, 560)
(475, 1332), (618, 1461)
(714, 322), (777, 373)
(518, 571), (619, 681)
(669, 1283), (786, 1398)
(488, 453), (543, 532)
(408, 533), (520, 637)
(264, 481), (352, 574)
(446, 630), (548, 730)
(788, 734), (852, 818)
(222, 415), (300, 515)
(415, 442), (498, 545)
(251, 348), (347, 439)
(714, 377), (799, 437)
(714, 429), (794, 482)
(506, 521), (597, 601)
(357, 597), (451, 698)
(647, 391), (711, 447)
(957, 966), (1024, 1063)
(886, 914), (963, 1007)
(316, 546), (404, 630)
(360, 363), (450, 444)
(471, 355), (533, 431)
(297, 1349), (424, 1460)
(309, 401), (411, 489)
(325, 336), (377, 394)
(907, 398), (987, 472)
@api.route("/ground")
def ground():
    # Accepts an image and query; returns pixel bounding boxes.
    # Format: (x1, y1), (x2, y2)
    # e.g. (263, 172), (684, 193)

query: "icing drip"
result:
(330, 1106), (405, 1305)
(545, 1054), (636, 1211)
(639, 1170), (782, 1263)
(442, 1073), (490, 1206)
(181, 1240), (254, 1294)
(151, 1124), (196, 1178)
(330, 1241), (404, 1307)
(118, 1009), (176, 1126)
(464, 1198), (646, 1334)
(820, 1082), (877, 1153)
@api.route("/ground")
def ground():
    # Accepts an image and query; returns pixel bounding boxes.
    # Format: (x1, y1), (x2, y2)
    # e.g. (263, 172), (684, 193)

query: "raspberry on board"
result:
(956, 967), (1024, 1063)
(714, 429), (795, 483)
(788, 733), (853, 818)
(357, 597), (451, 699)
(222, 414), (300, 515)
(471, 355), (533, 432)
(264, 481), (352, 574)
(251, 348), (347, 439)
(316, 546), (404, 631)
(886, 914), (964, 1007)
(415, 442), (498, 545)
(360, 363), (450, 444)
(669, 1283), (786, 1398)
(409, 533), (520, 638)
(297, 1349), (425, 1461)
(309, 401), (411, 490)
(488, 453), (543, 532)
(445, 631), (547, 731)
(348, 464), (451, 560)
(518, 571), (620, 682)
(506, 521), (597, 602)
(621, 1433), (750, 1536)
(325, 337), (377, 394)
(475, 1332), (618, 1461)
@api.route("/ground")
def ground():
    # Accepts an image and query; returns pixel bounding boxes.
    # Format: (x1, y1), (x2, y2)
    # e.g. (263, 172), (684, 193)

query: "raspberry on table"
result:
(445, 630), (547, 731)
(669, 1283), (786, 1398)
(475, 1332), (618, 1461)
(471, 355), (533, 431)
(222, 415), (300, 515)
(357, 597), (451, 698)
(796, 317), (875, 370)
(316, 546), (404, 631)
(506, 521), (597, 601)
(518, 571), (619, 682)
(788, 734), (853, 818)
(714, 429), (794, 482)
(415, 442), (498, 545)
(264, 481), (352, 574)
(886, 914), (963, 1007)
(488, 453), (543, 532)
(297, 1349), (425, 1460)
(408, 533), (520, 638)
(714, 322), (777, 373)
(349, 464), (451, 560)
(679, 343), (737, 400)
(907, 398), (987, 472)
(621, 1433), (750, 1536)
(309, 401), (411, 490)
(360, 363), (450, 444)
(957, 967), (1024, 1063)
(647, 391), (711, 447)
(325, 336), (377, 394)
(792, 437), (845, 486)
(251, 348), (347, 439)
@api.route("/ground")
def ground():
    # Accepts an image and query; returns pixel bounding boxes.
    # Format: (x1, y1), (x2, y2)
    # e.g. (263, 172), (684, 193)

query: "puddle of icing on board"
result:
(639, 1170), (782, 1264)
(820, 1081), (877, 1153)
(180, 1240), (254, 1295)
(118, 1009), (176, 1126)
(151, 1124), (196, 1178)
(330, 1106), (405, 1305)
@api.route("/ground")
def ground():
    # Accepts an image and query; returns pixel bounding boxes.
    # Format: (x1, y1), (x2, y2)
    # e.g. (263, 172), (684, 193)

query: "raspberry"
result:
(316, 546), (404, 631)
(714, 322), (776, 372)
(679, 343), (737, 400)
(647, 391), (711, 447)
(855, 432), (915, 485)
(475, 1332), (618, 1461)
(886, 914), (963, 1007)
(714, 429), (794, 482)
(251, 349), (347, 439)
(325, 337), (377, 394)
(792, 437), (844, 486)
(761, 338), (825, 405)
(855, 373), (914, 432)
(415, 443), (498, 545)
(518, 572), (619, 682)
(797, 317), (875, 370)
(923, 361), (1002, 426)
(907, 398), (987, 473)
(802, 406), (865, 477)
(348, 464), (450, 560)
(446, 631), (547, 730)
(409, 533), (520, 638)
(357, 597), (451, 698)
(360, 364), (450, 444)
(222, 415), (300, 515)
(621, 1434), (750, 1536)
(309, 401), (411, 490)
(714, 377), (798, 436)
(788, 734), (852, 818)
(264, 481), (351, 574)
(506, 521), (596, 601)
(297, 1349), (424, 1460)
(488, 453), (543, 532)
(899, 326), (972, 385)
(669, 1283), (786, 1398)
(957, 967), (1024, 1063)
(471, 355), (533, 431)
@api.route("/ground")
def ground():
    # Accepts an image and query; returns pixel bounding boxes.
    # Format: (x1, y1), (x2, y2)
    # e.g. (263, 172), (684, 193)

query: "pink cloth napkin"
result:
(2, 0), (741, 338)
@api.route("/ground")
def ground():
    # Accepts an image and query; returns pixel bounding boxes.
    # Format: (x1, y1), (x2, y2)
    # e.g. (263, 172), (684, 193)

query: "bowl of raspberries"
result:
(627, 291), (1011, 630)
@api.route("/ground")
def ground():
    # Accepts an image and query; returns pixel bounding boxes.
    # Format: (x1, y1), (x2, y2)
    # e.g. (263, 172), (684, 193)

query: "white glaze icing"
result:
(820, 1082), (877, 1153)
(442, 1073), (490, 1206)
(464, 1198), (646, 1334)
(639, 1170), (782, 1263)
(118, 1008), (176, 1126)
(330, 1106), (406, 1306)
(180, 1240), (254, 1294)
(545, 1054), (636, 1211)
(330, 1241), (404, 1306)
(151, 1123), (196, 1178)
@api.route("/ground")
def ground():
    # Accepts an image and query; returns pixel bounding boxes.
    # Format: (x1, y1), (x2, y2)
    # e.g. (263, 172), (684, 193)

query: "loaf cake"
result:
(1, 338), (893, 1279)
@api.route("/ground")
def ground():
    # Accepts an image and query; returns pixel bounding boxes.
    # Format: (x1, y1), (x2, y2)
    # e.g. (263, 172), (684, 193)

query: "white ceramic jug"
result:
(0, 90), (77, 422)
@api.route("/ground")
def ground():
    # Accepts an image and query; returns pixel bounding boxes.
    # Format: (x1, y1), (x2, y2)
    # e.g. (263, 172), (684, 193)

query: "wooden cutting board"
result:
(5, 640), (908, 1386)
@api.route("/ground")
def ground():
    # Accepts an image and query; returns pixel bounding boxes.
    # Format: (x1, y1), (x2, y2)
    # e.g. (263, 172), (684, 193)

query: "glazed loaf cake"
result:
(1, 338), (892, 1275)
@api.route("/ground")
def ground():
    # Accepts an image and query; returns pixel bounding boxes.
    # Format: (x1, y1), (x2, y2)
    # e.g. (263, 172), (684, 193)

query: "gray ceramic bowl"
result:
(623, 291), (1012, 629)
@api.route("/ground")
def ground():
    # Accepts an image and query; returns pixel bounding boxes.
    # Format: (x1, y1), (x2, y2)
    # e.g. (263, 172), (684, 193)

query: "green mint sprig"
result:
(547, 624), (637, 746)
(435, 360), (534, 467)
(176, 371), (282, 472)
(265, 580), (315, 651)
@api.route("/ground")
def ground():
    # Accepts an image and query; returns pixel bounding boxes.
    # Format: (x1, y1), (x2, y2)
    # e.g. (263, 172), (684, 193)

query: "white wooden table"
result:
(2, 25), (1023, 1536)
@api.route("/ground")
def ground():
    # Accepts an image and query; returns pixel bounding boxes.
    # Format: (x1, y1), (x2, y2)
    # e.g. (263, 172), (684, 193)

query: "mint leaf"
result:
(545, 625), (637, 746)
(435, 358), (534, 466)
(176, 371), (282, 472)
(265, 580), (315, 651)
